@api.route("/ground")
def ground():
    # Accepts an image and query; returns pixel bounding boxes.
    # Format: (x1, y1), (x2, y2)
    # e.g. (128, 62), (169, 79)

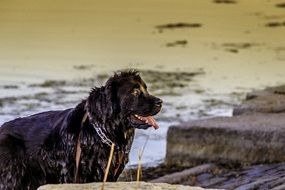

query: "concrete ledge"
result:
(166, 113), (285, 167)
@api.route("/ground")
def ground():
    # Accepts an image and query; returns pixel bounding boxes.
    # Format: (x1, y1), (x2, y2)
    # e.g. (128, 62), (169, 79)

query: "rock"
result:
(233, 85), (285, 115)
(166, 113), (285, 167)
(233, 94), (285, 116)
(149, 164), (215, 184)
(147, 162), (285, 189)
(246, 85), (285, 99)
(272, 184), (285, 190)
(37, 182), (217, 190)
(151, 163), (285, 190)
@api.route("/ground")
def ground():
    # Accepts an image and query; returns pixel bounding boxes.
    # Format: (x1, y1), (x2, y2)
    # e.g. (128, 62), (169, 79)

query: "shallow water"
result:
(1, 0), (285, 165)
(0, 68), (241, 165)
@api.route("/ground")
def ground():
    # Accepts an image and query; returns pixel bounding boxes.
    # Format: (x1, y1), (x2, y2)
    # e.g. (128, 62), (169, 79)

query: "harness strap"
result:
(74, 113), (88, 183)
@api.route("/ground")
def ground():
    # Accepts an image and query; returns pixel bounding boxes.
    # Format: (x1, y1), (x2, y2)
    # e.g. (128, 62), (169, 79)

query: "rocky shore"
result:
(122, 85), (285, 190)
(38, 85), (285, 189)
(36, 86), (285, 190)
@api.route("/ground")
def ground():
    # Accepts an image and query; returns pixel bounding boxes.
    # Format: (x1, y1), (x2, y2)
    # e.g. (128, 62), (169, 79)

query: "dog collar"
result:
(74, 113), (116, 182)
(92, 123), (114, 147)
(85, 111), (115, 147)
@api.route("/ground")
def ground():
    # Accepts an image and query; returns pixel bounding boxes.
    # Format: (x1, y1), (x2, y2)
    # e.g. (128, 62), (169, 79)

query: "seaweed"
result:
(30, 80), (66, 88)
(2, 85), (19, 89)
(156, 23), (202, 32)
(0, 97), (18, 105)
(213, 0), (236, 4)
(166, 40), (188, 47)
(73, 64), (94, 70)
(222, 42), (261, 53)
(139, 69), (205, 96)
(265, 21), (285, 28)
(276, 3), (285, 8)
(222, 43), (256, 49)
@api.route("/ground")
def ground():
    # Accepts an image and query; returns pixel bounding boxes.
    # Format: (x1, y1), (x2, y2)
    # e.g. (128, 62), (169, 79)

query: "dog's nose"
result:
(154, 98), (163, 107)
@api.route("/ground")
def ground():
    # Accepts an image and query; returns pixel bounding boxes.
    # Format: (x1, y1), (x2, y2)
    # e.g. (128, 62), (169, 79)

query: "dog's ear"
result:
(87, 80), (117, 124)
(86, 87), (106, 123)
(104, 77), (118, 119)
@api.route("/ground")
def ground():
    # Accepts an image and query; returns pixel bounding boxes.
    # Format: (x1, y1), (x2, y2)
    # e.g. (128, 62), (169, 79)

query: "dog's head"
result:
(87, 70), (162, 129)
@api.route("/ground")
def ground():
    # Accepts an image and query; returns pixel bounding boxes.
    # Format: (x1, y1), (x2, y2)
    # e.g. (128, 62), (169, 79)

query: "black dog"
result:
(0, 70), (162, 190)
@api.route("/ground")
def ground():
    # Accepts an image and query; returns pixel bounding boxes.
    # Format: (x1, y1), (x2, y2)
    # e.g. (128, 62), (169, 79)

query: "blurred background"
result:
(0, 0), (285, 166)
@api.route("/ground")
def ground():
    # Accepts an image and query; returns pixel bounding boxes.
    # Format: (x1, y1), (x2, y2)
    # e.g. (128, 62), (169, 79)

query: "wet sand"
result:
(1, 0), (285, 91)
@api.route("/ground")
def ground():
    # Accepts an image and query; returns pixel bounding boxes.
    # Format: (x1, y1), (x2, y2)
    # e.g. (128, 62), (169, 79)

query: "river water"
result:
(0, 0), (285, 165)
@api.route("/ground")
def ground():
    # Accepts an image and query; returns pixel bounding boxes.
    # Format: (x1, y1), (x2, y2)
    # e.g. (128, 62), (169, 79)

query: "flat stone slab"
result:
(166, 113), (285, 166)
(38, 182), (218, 190)
(233, 85), (285, 116)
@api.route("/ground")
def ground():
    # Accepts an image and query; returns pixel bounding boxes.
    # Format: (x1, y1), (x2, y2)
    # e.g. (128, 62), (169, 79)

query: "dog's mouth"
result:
(129, 114), (159, 130)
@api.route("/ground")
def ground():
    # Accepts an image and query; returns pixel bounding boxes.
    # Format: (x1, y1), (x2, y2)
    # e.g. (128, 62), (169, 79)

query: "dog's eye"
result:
(132, 89), (140, 96)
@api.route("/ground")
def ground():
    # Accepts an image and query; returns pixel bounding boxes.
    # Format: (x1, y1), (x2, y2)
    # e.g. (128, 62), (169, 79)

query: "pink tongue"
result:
(145, 116), (159, 130)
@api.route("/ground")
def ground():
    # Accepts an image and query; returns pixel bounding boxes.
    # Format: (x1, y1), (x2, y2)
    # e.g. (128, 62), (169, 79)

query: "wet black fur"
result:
(0, 71), (162, 190)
